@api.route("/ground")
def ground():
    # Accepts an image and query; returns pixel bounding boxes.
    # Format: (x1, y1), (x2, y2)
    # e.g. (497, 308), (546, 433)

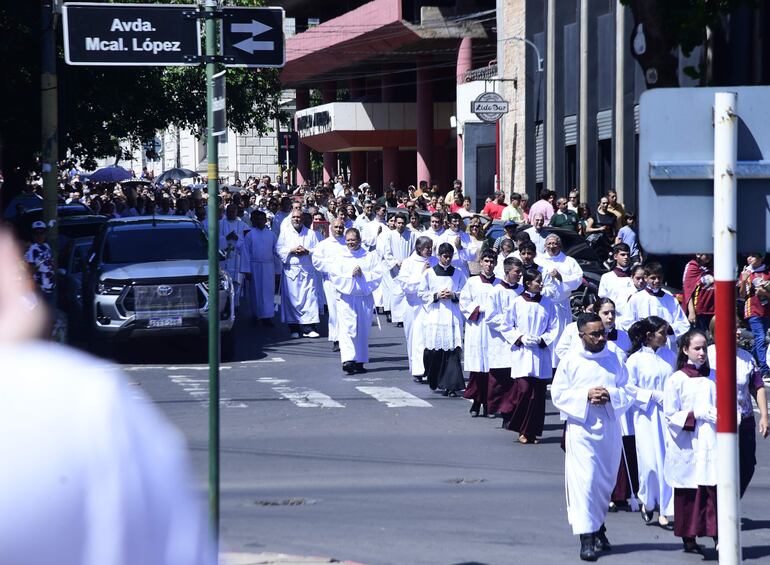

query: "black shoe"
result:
(594, 525), (611, 551)
(480, 404), (489, 418)
(385, 313), (392, 323)
(261, 318), (274, 327)
(396, 322), (403, 328)
(441, 389), (449, 396)
(354, 363), (367, 374)
(342, 361), (356, 374)
(469, 401), (481, 417)
(579, 534), (597, 562)
(332, 341), (340, 352)
(682, 538), (704, 555)
(412, 376), (424, 384)
(447, 390), (458, 397)
(640, 505), (654, 524)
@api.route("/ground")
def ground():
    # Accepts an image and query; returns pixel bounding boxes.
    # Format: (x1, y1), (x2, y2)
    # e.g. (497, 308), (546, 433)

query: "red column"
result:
(456, 38), (472, 183)
(382, 147), (398, 191)
(322, 83), (336, 183)
(416, 59), (433, 187)
(295, 88), (310, 186)
(350, 152), (365, 187)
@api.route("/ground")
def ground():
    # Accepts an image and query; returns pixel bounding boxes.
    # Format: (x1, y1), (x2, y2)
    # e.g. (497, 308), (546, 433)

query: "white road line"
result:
(241, 357), (286, 364)
(124, 365), (232, 371)
(356, 386), (432, 408)
(272, 386), (344, 408)
(168, 375), (247, 408)
(258, 377), (291, 384)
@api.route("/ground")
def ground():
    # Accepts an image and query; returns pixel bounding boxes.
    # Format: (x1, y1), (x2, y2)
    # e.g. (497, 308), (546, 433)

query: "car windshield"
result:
(103, 224), (208, 263)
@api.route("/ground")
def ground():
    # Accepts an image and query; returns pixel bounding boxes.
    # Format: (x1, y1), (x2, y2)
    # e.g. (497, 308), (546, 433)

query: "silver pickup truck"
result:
(83, 216), (235, 353)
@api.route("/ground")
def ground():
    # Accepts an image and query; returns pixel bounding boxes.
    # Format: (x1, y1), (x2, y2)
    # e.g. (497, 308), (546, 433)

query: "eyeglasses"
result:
(580, 330), (605, 338)
(470, 225), (480, 229)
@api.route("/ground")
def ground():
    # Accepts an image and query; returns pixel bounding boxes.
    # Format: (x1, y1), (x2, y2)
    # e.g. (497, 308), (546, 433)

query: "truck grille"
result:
(121, 284), (204, 318)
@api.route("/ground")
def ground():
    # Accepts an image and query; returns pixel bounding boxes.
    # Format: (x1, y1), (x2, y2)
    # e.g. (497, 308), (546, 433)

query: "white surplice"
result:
(459, 275), (501, 372)
(484, 282), (524, 369)
(551, 346), (635, 535)
(535, 251), (584, 364)
(374, 227), (394, 312)
(275, 225), (320, 325)
(328, 247), (383, 363)
(418, 265), (468, 351)
(626, 345), (676, 515)
(438, 228), (475, 277)
(620, 289), (690, 349)
(311, 234), (347, 341)
(381, 229), (415, 323)
(239, 226), (278, 319)
(598, 269), (637, 322)
(396, 252), (438, 376)
(663, 368), (718, 488)
(494, 293), (559, 379)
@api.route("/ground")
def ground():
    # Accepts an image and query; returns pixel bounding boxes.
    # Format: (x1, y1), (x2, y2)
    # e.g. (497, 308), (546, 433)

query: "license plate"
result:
(148, 317), (183, 328)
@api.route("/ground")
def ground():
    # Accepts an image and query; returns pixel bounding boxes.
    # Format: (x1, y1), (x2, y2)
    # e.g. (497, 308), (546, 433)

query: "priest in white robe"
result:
(328, 228), (383, 374)
(551, 312), (634, 562)
(219, 203), (249, 303)
(275, 210), (321, 338)
(439, 213), (475, 276)
(597, 243), (636, 322)
(460, 249), (501, 417)
(535, 234), (584, 364)
(374, 216), (396, 316)
(381, 213), (415, 325)
(395, 236), (437, 380)
(424, 212), (445, 252)
(310, 219), (347, 350)
(240, 211), (278, 325)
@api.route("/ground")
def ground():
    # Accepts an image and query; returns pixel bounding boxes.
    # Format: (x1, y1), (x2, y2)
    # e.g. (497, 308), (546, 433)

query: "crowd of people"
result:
(11, 166), (770, 561)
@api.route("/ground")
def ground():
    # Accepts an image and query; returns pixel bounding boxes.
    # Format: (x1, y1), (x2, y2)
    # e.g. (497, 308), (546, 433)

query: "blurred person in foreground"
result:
(0, 230), (213, 565)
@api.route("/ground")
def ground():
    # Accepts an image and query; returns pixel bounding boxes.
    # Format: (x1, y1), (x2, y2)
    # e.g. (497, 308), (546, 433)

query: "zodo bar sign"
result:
(471, 92), (510, 123)
(62, 2), (201, 66)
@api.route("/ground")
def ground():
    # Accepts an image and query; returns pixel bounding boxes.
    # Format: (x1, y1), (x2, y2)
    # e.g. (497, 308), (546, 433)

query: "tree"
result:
(0, 0), (283, 202)
(622, 0), (757, 88)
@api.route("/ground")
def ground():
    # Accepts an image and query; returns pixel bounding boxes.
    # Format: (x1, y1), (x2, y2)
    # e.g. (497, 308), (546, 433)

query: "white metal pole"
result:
(713, 91), (741, 565)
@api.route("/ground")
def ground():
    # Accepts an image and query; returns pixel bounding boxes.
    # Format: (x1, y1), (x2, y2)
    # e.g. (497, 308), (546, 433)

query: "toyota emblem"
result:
(157, 285), (173, 297)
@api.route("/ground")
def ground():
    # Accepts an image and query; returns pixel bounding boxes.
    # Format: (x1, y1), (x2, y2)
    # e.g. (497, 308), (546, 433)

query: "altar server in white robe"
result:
(311, 219), (347, 350)
(439, 213), (475, 276)
(361, 204), (388, 308)
(620, 262), (689, 349)
(500, 268), (559, 443)
(460, 249), (501, 417)
(418, 242), (468, 395)
(240, 211), (278, 325)
(381, 213), (415, 325)
(395, 236), (437, 380)
(625, 316), (676, 527)
(424, 212), (445, 252)
(551, 312), (634, 562)
(535, 234), (584, 364)
(598, 243), (636, 322)
(374, 215), (396, 316)
(328, 228), (383, 374)
(663, 329), (718, 554)
(275, 210), (321, 338)
(484, 256), (524, 417)
(219, 203), (249, 303)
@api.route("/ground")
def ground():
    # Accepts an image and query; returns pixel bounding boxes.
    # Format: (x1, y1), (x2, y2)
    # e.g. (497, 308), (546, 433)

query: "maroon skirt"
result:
(463, 371), (489, 403)
(673, 485), (718, 538)
(611, 435), (640, 503)
(505, 377), (547, 438)
(487, 368), (514, 414)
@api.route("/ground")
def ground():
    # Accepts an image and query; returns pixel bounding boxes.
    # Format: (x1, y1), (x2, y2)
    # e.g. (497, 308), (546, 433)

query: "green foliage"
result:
(0, 0), (283, 172)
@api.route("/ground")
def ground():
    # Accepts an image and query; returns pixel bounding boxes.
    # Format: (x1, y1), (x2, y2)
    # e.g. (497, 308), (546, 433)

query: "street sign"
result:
(62, 2), (200, 66)
(212, 71), (227, 137)
(471, 92), (509, 123)
(638, 86), (770, 254)
(279, 131), (298, 167)
(220, 7), (285, 68)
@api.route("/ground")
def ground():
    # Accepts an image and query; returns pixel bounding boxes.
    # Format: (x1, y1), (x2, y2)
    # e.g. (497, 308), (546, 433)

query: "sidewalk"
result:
(222, 553), (366, 565)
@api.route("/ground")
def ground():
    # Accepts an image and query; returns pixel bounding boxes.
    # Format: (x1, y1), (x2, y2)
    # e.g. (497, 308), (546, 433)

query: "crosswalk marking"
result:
(272, 386), (345, 408)
(258, 377), (291, 385)
(356, 386), (432, 408)
(168, 374), (247, 408)
(242, 357), (286, 364)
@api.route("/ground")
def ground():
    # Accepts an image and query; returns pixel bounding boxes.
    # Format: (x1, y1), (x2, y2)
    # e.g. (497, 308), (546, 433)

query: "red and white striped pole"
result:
(713, 91), (741, 564)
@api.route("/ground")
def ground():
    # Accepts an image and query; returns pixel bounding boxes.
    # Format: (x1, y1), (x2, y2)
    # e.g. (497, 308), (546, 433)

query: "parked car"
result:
(58, 235), (95, 331)
(82, 216), (235, 357)
(12, 203), (94, 242)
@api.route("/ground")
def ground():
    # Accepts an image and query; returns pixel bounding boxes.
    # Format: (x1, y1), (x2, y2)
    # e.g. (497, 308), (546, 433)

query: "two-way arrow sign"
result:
(221, 7), (284, 68)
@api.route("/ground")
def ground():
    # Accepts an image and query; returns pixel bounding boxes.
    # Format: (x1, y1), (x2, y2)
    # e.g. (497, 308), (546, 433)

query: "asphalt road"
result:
(107, 312), (770, 565)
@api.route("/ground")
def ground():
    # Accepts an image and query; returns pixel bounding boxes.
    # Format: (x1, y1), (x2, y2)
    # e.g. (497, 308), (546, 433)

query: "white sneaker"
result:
(290, 332), (300, 339)
(303, 330), (320, 338)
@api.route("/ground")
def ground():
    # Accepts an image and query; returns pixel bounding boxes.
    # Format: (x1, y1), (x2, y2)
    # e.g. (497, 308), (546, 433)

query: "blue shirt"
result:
(617, 225), (639, 257)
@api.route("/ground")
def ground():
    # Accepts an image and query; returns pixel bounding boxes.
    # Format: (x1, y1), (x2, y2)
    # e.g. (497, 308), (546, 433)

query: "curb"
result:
(221, 552), (367, 565)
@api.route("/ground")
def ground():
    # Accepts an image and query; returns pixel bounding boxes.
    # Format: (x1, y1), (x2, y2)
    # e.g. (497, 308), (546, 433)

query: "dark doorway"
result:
(565, 145), (577, 195)
(476, 144), (496, 209)
(598, 139), (612, 197)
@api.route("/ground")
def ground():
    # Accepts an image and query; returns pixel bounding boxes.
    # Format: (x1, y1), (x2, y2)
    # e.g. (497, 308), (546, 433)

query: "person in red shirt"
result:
(449, 192), (464, 214)
(481, 191), (506, 219)
(739, 252), (770, 378)
(682, 253), (715, 332)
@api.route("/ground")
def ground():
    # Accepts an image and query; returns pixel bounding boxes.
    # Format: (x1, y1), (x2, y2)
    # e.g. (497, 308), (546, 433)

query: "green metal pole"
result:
(41, 0), (58, 304)
(203, 0), (220, 549)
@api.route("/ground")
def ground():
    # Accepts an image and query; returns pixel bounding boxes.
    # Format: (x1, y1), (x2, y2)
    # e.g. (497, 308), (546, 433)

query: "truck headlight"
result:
(96, 280), (125, 295)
